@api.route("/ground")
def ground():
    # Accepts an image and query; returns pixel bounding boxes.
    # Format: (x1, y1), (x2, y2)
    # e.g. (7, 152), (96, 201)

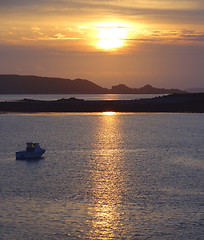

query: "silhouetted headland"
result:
(0, 93), (203, 113)
(0, 74), (186, 94)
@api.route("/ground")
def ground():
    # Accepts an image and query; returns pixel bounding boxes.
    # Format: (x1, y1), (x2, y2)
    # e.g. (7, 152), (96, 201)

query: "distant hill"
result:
(0, 75), (107, 94)
(111, 84), (186, 94)
(0, 74), (186, 94)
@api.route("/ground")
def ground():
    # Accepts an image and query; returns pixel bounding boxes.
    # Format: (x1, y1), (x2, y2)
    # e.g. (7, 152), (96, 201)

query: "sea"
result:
(0, 94), (204, 240)
(0, 93), (166, 102)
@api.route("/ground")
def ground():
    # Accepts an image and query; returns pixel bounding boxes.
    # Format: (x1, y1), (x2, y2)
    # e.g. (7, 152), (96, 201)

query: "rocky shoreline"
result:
(0, 93), (203, 113)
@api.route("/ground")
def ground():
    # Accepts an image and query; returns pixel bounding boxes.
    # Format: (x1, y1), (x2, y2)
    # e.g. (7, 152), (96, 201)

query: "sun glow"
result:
(96, 22), (129, 50)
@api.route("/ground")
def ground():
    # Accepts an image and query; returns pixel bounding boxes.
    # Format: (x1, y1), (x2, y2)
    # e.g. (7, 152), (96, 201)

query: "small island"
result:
(0, 93), (203, 113)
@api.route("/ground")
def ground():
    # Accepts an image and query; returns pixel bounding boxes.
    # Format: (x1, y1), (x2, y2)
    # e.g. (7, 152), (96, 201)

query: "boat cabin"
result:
(26, 142), (40, 152)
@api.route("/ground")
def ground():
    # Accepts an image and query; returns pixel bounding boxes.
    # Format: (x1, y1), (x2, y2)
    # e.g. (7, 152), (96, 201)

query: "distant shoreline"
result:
(0, 93), (203, 113)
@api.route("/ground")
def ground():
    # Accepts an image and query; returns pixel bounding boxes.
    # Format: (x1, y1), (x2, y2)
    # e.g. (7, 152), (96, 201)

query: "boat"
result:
(16, 142), (45, 160)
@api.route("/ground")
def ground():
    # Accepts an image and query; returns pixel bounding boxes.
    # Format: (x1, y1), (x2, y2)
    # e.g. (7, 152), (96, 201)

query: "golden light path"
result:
(87, 112), (127, 239)
(96, 22), (130, 50)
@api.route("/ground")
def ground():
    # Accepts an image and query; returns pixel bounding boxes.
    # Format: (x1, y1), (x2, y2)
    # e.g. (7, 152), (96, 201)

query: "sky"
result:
(0, 0), (204, 89)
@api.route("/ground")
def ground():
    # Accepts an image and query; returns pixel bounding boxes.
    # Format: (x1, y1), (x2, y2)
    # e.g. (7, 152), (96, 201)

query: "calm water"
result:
(0, 94), (165, 101)
(0, 113), (204, 240)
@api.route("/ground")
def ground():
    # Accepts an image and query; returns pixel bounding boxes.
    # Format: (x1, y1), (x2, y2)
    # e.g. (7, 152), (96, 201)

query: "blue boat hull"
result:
(16, 149), (45, 160)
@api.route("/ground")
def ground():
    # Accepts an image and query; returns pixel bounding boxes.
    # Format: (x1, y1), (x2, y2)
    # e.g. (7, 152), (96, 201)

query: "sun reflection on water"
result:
(87, 113), (126, 239)
(100, 111), (117, 116)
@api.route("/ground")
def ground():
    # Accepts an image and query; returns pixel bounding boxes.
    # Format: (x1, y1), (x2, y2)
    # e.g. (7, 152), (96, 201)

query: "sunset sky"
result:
(0, 0), (204, 89)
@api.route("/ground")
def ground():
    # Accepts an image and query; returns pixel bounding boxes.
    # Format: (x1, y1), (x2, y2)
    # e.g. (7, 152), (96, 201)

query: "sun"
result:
(96, 22), (129, 50)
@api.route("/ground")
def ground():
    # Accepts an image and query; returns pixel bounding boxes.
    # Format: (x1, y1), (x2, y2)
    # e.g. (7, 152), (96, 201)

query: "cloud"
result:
(1, 0), (204, 25)
(181, 34), (204, 42)
(126, 30), (204, 43)
(1, 1), (204, 40)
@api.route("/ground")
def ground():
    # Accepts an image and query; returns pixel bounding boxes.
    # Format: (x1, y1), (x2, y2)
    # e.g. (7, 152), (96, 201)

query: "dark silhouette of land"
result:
(0, 93), (203, 113)
(0, 74), (186, 94)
